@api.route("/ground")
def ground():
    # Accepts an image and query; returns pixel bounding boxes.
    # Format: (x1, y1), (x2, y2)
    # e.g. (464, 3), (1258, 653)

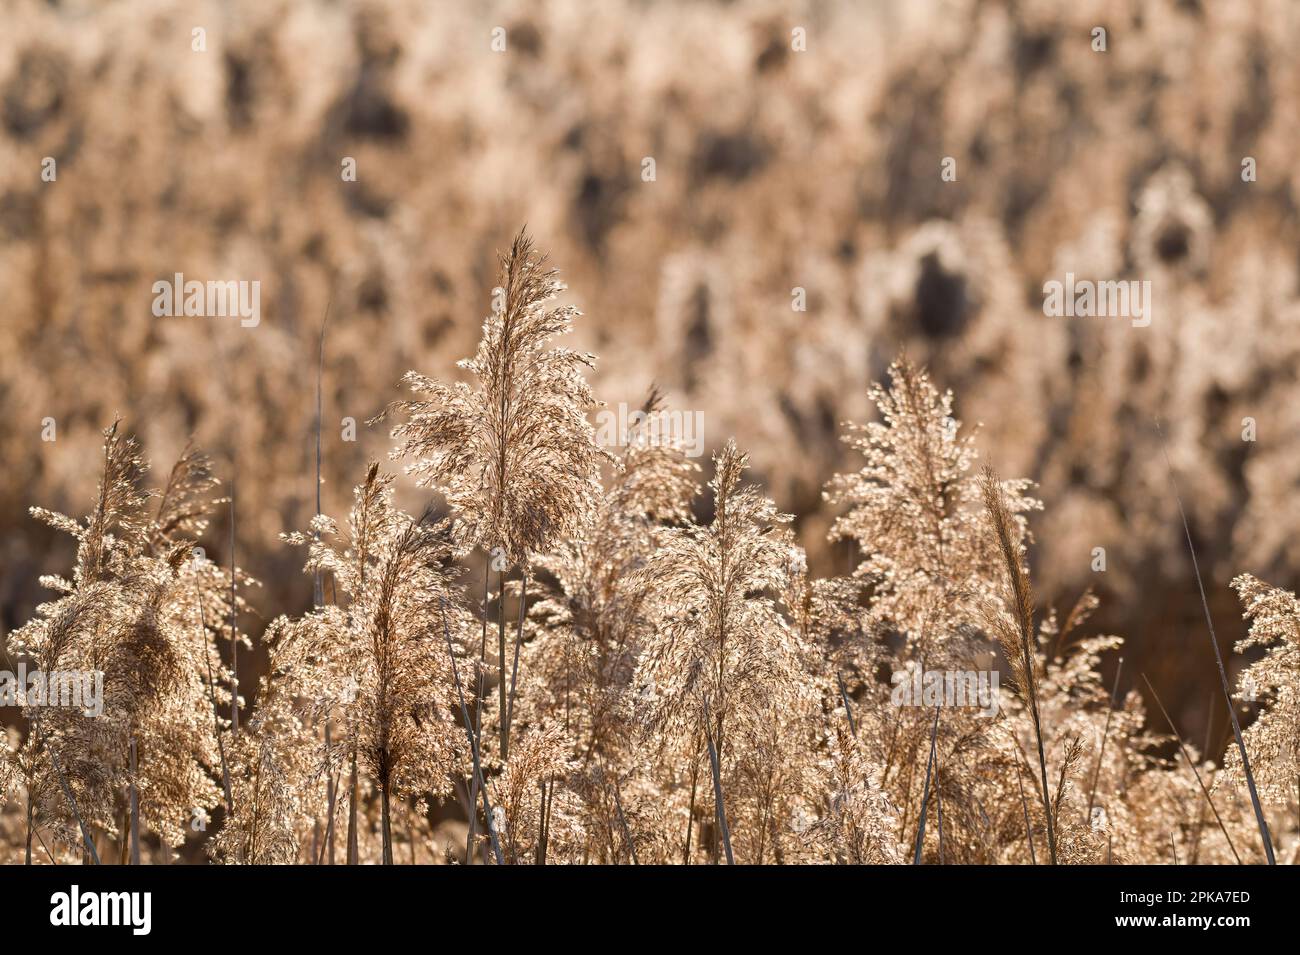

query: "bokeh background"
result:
(3, 0), (1299, 752)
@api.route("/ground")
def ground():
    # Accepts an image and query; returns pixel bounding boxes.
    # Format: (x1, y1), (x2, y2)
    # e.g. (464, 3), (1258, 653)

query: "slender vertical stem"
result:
(539, 776), (555, 866)
(704, 722), (733, 865)
(24, 789), (34, 865)
(1024, 650), (1056, 865)
(476, 562), (488, 739)
(345, 748), (358, 865)
(683, 740), (700, 865)
(440, 598), (505, 865)
(935, 733), (945, 863)
(535, 779), (547, 865)
(324, 723), (337, 865)
(467, 560), (489, 859)
(1142, 673), (1242, 865)
(984, 468), (1057, 863)
(407, 798), (418, 865)
(1015, 748), (1037, 864)
(1086, 657), (1123, 823)
(505, 567), (528, 757)
(229, 480), (239, 739)
(913, 706), (939, 864)
(379, 781), (393, 865)
(497, 568), (508, 761)
(314, 304), (330, 607)
(128, 735), (140, 865)
(1156, 420), (1275, 864)
(247, 747), (263, 863)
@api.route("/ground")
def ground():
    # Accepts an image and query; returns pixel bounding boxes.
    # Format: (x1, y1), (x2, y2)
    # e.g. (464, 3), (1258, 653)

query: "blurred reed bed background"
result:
(2, 0), (1300, 803)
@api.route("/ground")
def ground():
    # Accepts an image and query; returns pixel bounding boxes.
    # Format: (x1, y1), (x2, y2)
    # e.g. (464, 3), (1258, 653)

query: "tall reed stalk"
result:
(1155, 421), (1274, 864)
(982, 467), (1057, 864)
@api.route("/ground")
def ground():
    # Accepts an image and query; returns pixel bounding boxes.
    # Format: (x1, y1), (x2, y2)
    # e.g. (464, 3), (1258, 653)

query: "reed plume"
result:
(379, 227), (605, 765)
(278, 464), (466, 863)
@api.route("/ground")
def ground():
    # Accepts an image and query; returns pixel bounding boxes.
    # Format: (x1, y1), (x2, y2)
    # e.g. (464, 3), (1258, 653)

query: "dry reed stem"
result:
(1141, 673), (1243, 865)
(1154, 420), (1275, 864)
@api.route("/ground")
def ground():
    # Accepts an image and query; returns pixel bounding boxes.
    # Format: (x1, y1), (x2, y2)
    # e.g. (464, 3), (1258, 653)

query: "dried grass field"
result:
(2, 0), (1299, 867)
